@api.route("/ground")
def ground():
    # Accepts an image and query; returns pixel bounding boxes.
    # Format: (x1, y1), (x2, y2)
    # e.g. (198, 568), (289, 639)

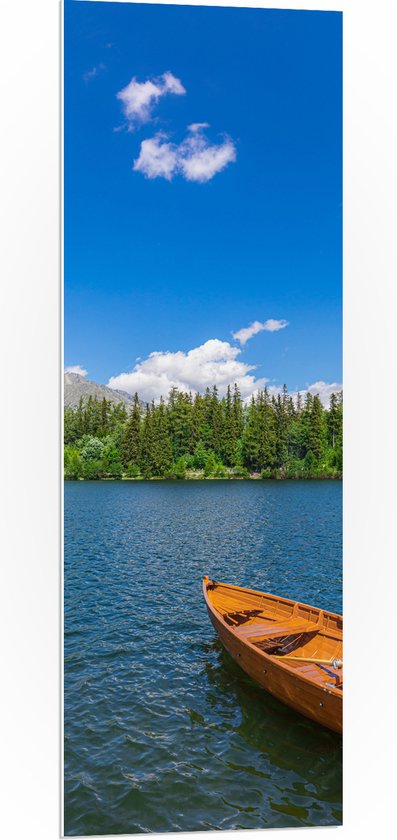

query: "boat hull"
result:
(203, 579), (342, 734)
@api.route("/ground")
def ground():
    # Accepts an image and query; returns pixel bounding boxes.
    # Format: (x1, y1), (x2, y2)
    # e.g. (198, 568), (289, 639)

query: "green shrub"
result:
(171, 457), (187, 479)
(126, 463), (141, 478)
(80, 436), (105, 462)
(260, 467), (272, 479)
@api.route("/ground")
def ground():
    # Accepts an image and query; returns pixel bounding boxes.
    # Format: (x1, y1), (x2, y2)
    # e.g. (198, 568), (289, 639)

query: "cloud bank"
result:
(116, 71), (186, 128)
(133, 124), (236, 183)
(65, 365), (88, 377)
(107, 339), (341, 408)
(108, 339), (268, 402)
(233, 319), (289, 345)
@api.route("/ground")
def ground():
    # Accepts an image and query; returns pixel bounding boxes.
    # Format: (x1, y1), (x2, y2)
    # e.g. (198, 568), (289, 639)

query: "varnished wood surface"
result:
(203, 576), (343, 734)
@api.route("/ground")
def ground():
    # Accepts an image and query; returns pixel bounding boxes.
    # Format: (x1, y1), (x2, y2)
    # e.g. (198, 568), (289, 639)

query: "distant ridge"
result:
(64, 372), (134, 410)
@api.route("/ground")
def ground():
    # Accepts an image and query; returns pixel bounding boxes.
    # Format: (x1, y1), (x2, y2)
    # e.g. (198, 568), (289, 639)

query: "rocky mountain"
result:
(64, 372), (134, 410)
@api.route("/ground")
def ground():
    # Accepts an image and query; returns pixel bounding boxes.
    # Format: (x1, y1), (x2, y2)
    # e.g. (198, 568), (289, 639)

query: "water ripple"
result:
(65, 480), (342, 835)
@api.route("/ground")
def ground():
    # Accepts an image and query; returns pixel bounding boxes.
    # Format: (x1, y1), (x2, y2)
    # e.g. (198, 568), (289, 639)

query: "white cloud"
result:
(65, 365), (88, 377)
(233, 319), (289, 345)
(304, 380), (343, 409)
(161, 71), (186, 95)
(245, 381), (342, 409)
(133, 124), (236, 183)
(107, 339), (268, 403)
(179, 126), (236, 182)
(133, 134), (178, 180)
(116, 71), (186, 127)
(188, 122), (209, 132)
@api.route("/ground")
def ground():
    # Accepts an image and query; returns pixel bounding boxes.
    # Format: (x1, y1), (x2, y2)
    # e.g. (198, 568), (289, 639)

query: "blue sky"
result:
(64, 1), (342, 404)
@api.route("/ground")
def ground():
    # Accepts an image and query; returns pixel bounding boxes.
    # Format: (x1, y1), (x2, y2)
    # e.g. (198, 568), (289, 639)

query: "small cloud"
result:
(161, 71), (186, 95)
(179, 124), (236, 183)
(65, 365), (88, 377)
(116, 71), (186, 128)
(304, 380), (343, 409)
(83, 63), (106, 83)
(133, 133), (178, 180)
(133, 124), (236, 183)
(232, 319), (289, 345)
(188, 122), (210, 133)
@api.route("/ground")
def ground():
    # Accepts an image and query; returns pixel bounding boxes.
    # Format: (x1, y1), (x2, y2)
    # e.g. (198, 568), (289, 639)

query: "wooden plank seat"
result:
(232, 612), (323, 641)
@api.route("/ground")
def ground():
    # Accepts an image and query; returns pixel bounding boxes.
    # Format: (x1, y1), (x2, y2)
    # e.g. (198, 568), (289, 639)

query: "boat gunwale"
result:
(202, 576), (342, 700)
(203, 575), (342, 624)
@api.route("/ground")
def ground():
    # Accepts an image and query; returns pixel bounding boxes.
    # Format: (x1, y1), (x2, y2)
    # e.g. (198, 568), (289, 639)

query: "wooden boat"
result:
(203, 576), (342, 734)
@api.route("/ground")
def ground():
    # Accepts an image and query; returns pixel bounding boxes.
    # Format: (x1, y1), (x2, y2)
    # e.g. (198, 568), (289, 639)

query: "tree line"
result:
(64, 384), (342, 480)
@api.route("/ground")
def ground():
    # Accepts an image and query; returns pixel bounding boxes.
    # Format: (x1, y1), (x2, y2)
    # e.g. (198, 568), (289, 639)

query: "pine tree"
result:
(242, 396), (260, 471)
(122, 393), (141, 467)
(327, 392), (342, 449)
(140, 404), (155, 478)
(64, 407), (78, 445)
(308, 395), (326, 465)
(193, 439), (207, 469)
(168, 389), (193, 459)
(273, 391), (289, 468)
(233, 383), (243, 439)
(90, 398), (102, 436)
(100, 398), (110, 437)
(151, 398), (173, 476)
(75, 396), (85, 439)
(210, 386), (223, 457)
(257, 388), (277, 469)
(84, 396), (94, 435)
(190, 392), (205, 449)
(222, 384), (237, 466)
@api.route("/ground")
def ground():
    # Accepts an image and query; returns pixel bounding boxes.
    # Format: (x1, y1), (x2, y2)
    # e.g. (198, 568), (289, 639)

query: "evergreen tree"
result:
(100, 398), (110, 437)
(168, 388), (193, 459)
(151, 398), (173, 475)
(190, 392), (204, 450)
(308, 395), (327, 465)
(193, 440), (207, 469)
(273, 392), (289, 468)
(210, 386), (223, 457)
(233, 383), (244, 439)
(327, 392), (343, 449)
(122, 393), (141, 467)
(84, 396), (95, 435)
(140, 404), (155, 478)
(257, 388), (277, 469)
(64, 407), (78, 445)
(222, 384), (237, 466)
(242, 396), (260, 471)
(75, 396), (85, 439)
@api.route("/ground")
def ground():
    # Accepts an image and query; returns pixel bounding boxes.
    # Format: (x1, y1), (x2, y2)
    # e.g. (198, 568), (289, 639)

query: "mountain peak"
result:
(64, 372), (133, 410)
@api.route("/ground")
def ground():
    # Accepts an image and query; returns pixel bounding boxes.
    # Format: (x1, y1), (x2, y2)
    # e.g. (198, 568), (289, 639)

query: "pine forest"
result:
(64, 384), (342, 481)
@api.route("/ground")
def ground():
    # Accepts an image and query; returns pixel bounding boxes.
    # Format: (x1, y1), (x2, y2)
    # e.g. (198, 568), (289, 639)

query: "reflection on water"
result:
(64, 480), (342, 835)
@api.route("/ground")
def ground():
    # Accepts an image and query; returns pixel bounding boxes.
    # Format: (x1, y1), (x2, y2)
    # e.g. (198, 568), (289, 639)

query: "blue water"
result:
(64, 480), (342, 835)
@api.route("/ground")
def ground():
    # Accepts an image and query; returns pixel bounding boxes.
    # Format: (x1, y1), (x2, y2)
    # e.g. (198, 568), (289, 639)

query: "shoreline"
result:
(65, 473), (342, 482)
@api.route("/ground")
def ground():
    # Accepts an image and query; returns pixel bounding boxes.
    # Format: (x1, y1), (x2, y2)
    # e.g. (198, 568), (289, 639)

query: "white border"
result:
(1, 1), (397, 839)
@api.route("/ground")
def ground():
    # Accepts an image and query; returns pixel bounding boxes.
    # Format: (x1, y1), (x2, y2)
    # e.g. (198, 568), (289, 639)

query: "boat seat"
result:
(232, 616), (322, 640)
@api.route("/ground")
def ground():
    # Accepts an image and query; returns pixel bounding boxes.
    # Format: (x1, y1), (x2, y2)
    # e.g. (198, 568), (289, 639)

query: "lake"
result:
(64, 480), (342, 835)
